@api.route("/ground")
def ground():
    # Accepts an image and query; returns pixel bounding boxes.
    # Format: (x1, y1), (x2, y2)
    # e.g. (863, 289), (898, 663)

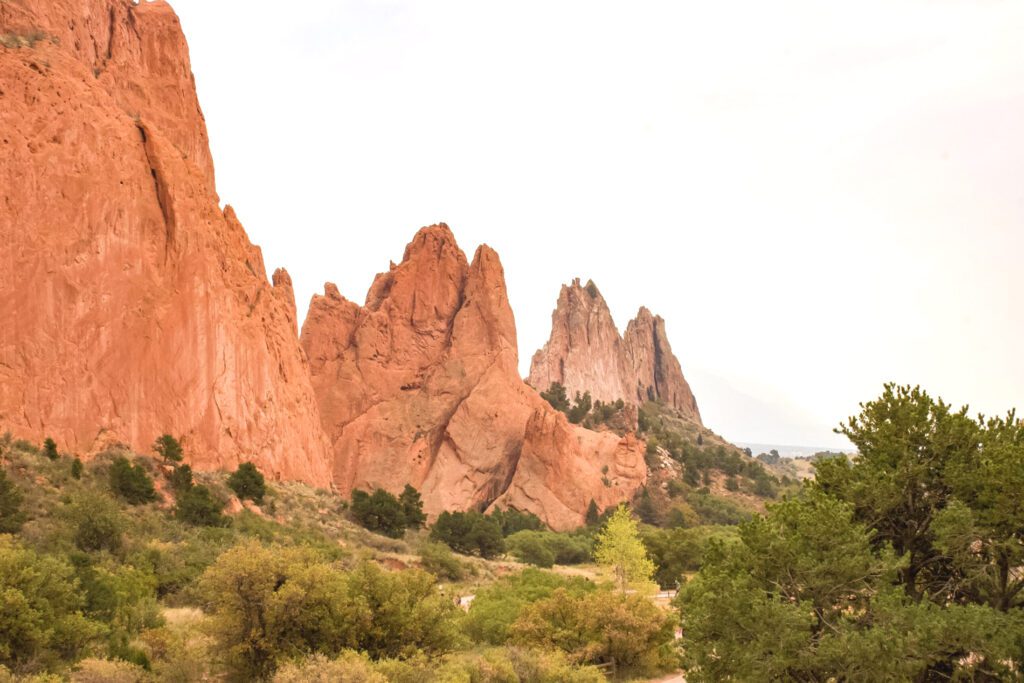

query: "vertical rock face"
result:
(0, 0), (332, 484)
(301, 226), (646, 530)
(528, 279), (702, 425)
(623, 307), (701, 423)
(527, 279), (633, 405)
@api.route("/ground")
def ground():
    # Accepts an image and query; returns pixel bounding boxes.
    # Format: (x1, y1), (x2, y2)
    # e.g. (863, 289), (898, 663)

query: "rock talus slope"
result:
(0, 0), (331, 484)
(301, 226), (646, 529)
(529, 279), (702, 424)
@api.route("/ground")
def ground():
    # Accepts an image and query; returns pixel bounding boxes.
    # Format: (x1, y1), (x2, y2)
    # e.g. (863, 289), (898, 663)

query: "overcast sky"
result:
(169, 0), (1024, 450)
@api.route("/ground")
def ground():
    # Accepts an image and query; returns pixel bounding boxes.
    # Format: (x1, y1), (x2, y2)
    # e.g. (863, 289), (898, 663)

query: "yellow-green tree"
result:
(594, 504), (655, 592)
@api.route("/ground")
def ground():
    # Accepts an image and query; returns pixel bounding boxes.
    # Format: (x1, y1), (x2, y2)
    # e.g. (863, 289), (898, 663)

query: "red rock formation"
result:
(527, 279), (633, 405)
(302, 226), (645, 530)
(0, 0), (332, 484)
(624, 307), (701, 423)
(529, 280), (702, 425)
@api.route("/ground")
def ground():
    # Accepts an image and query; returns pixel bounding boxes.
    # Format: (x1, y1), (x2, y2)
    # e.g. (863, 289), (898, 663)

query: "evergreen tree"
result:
(42, 437), (59, 461)
(350, 488), (407, 538)
(153, 434), (183, 464)
(168, 464), (193, 495)
(175, 485), (228, 527)
(595, 504), (655, 592)
(108, 456), (158, 505)
(585, 499), (600, 527)
(70, 457), (83, 480)
(398, 484), (426, 530)
(0, 470), (26, 533)
(227, 462), (266, 505)
(539, 382), (570, 413)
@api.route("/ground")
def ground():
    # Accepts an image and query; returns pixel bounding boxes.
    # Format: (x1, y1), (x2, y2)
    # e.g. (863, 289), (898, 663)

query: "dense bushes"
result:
(511, 587), (678, 675)
(174, 485), (227, 527)
(226, 462), (266, 504)
(430, 510), (504, 558)
(199, 543), (459, 680)
(505, 530), (591, 567)
(462, 569), (595, 646)
(0, 536), (105, 668)
(0, 471), (25, 534)
(108, 457), (158, 505)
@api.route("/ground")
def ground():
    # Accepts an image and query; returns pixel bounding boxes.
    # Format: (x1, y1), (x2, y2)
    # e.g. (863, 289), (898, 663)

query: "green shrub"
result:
(506, 531), (555, 567)
(226, 462), (266, 505)
(70, 457), (84, 480)
(43, 437), (59, 461)
(174, 485), (227, 527)
(462, 569), (595, 646)
(0, 471), (25, 534)
(64, 492), (125, 553)
(430, 510), (504, 558)
(418, 542), (466, 581)
(489, 507), (544, 536)
(167, 464), (193, 495)
(511, 587), (677, 676)
(0, 536), (106, 667)
(108, 457), (157, 505)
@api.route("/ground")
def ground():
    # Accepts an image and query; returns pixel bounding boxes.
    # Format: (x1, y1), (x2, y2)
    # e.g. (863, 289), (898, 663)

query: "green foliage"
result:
(687, 490), (751, 525)
(510, 587), (678, 675)
(167, 464), (193, 495)
(42, 438), (59, 461)
(226, 462), (266, 505)
(594, 505), (655, 591)
(488, 507), (543, 536)
(584, 500), (600, 527)
(64, 492), (125, 553)
(505, 531), (554, 567)
(70, 458), (84, 481)
(398, 484), (426, 530)
(0, 536), (105, 667)
(174, 485), (227, 527)
(0, 471), (25, 534)
(152, 434), (183, 464)
(677, 489), (1022, 680)
(417, 542), (466, 582)
(538, 382), (569, 413)
(566, 391), (592, 425)
(430, 510), (504, 558)
(108, 457), (158, 505)
(351, 488), (407, 539)
(641, 525), (739, 588)
(462, 569), (595, 646)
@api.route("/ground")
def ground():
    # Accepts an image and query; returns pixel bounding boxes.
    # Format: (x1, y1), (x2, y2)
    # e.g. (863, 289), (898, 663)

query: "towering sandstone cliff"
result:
(0, 0), (331, 484)
(529, 279), (702, 424)
(301, 226), (646, 529)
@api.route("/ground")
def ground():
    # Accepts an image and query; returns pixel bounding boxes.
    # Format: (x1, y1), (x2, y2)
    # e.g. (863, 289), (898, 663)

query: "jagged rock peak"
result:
(0, 0), (332, 484)
(301, 228), (646, 529)
(528, 279), (702, 425)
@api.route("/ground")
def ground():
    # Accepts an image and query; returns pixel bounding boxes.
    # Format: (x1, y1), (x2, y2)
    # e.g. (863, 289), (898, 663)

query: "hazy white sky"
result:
(169, 0), (1024, 449)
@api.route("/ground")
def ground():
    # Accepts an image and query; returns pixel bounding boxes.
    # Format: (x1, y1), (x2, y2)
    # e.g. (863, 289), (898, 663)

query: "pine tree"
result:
(0, 470), (26, 533)
(399, 484), (426, 530)
(43, 437), (59, 461)
(153, 434), (184, 464)
(70, 457), (84, 480)
(585, 499), (601, 526)
(595, 504), (655, 592)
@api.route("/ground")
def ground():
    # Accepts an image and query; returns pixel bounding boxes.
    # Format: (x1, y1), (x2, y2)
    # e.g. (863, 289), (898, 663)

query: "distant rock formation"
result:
(529, 279), (702, 424)
(0, 0), (332, 484)
(301, 227), (646, 529)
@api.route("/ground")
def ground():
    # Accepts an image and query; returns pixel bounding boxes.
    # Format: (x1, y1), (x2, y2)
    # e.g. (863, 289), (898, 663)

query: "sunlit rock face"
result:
(0, 0), (332, 485)
(529, 279), (702, 425)
(302, 226), (646, 530)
